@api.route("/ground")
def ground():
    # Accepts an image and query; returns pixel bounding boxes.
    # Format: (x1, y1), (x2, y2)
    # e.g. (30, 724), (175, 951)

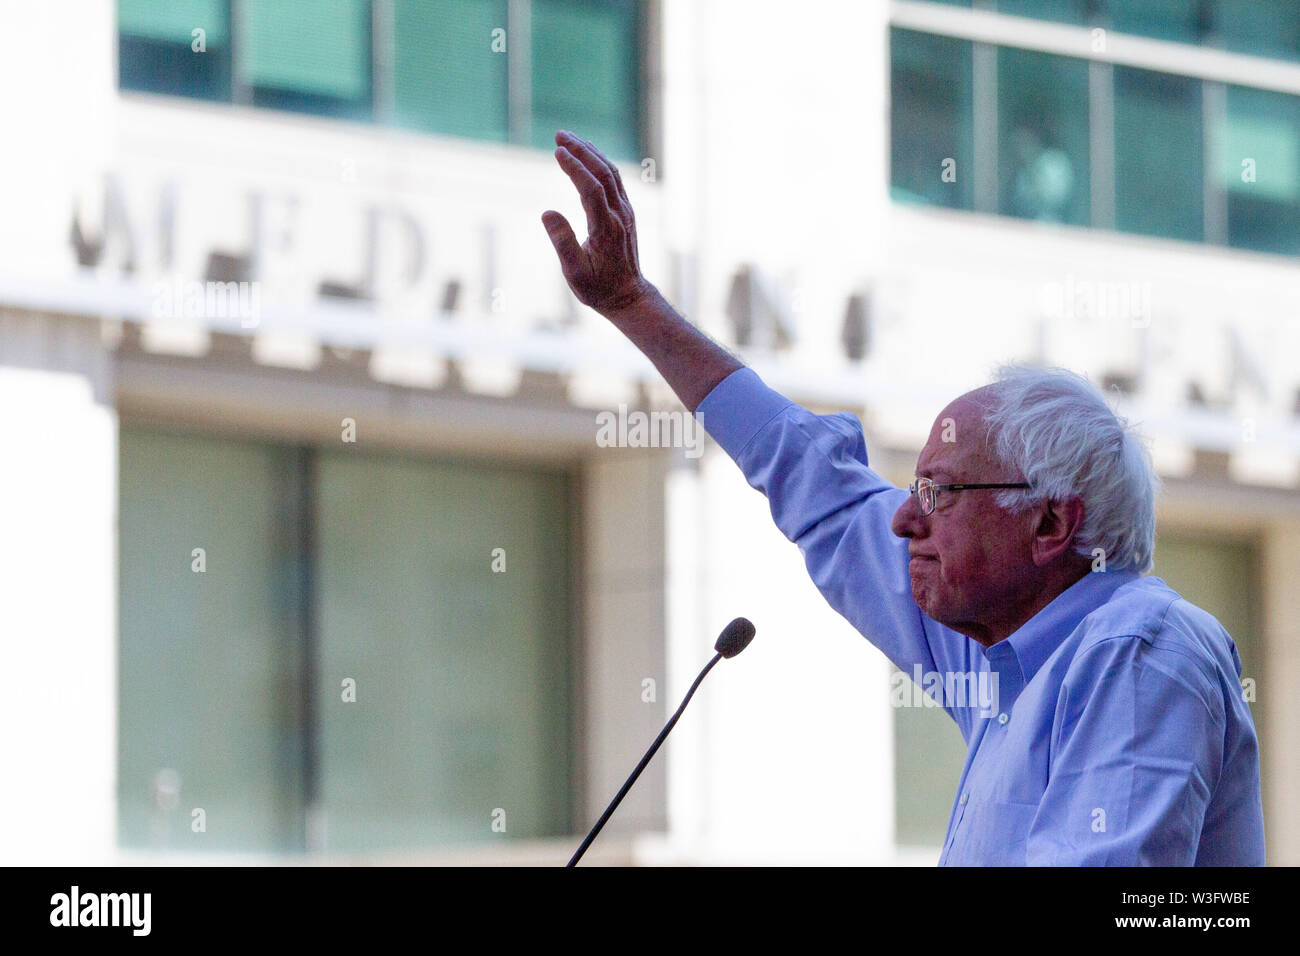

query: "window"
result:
(1114, 66), (1204, 242)
(118, 427), (575, 854)
(530, 0), (642, 160)
(314, 450), (574, 850)
(242, 0), (373, 120)
(997, 48), (1091, 225)
(890, 7), (1300, 256)
(118, 430), (304, 852)
(890, 28), (975, 211)
(118, 0), (233, 101)
(118, 1), (645, 159)
(1221, 85), (1300, 255)
(392, 0), (510, 141)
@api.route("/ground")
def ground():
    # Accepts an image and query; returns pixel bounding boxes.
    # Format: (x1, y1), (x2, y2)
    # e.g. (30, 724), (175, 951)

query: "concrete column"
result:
(580, 450), (671, 837)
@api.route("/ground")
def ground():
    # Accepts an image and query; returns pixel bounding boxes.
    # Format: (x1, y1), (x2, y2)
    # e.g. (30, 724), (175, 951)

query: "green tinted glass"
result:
(315, 451), (573, 851)
(120, 0), (230, 44)
(1114, 66), (1203, 242)
(890, 28), (975, 210)
(118, 429), (304, 853)
(530, 0), (641, 160)
(1213, 0), (1300, 61)
(1222, 85), (1300, 254)
(118, 0), (232, 100)
(995, 0), (1089, 25)
(242, 0), (371, 115)
(1107, 0), (1205, 44)
(393, 0), (509, 140)
(997, 48), (1090, 225)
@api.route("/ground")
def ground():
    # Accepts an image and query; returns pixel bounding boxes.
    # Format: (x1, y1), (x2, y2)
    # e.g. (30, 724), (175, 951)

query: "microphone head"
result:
(715, 617), (756, 659)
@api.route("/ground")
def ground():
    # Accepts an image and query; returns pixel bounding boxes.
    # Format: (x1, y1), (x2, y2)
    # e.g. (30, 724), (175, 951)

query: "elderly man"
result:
(542, 130), (1265, 865)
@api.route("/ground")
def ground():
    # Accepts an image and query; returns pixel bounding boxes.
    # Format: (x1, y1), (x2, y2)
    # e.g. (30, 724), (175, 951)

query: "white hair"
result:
(981, 364), (1161, 573)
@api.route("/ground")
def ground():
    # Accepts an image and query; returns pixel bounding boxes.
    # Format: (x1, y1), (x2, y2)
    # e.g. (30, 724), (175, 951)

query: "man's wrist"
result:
(603, 277), (660, 322)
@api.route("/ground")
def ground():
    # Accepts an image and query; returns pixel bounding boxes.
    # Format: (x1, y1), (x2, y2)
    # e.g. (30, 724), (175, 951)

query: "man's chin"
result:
(910, 584), (939, 619)
(912, 587), (954, 626)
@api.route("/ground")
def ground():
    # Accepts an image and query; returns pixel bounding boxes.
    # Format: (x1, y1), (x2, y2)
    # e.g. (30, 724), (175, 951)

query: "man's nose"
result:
(891, 492), (924, 539)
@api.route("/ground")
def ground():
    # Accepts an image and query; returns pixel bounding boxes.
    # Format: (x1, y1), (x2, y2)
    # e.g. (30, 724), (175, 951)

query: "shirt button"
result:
(960, 792), (969, 805)
(997, 713), (1009, 726)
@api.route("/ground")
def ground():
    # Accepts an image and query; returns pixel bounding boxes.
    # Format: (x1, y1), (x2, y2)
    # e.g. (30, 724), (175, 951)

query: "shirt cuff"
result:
(693, 366), (795, 461)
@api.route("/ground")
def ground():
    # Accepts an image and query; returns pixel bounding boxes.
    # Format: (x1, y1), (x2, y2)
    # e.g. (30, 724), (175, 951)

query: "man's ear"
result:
(1030, 497), (1086, 567)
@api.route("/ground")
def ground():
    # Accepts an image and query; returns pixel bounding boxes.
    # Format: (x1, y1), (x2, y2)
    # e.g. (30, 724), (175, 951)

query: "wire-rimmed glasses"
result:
(908, 477), (1032, 516)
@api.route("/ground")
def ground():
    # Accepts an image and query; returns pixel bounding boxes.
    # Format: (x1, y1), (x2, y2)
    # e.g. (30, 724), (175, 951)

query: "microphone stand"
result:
(566, 617), (754, 867)
(566, 652), (722, 867)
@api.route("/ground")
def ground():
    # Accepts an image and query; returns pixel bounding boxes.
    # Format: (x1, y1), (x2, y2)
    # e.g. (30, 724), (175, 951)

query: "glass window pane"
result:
(1212, 0), (1300, 62)
(393, 0), (509, 141)
(1106, 0), (1208, 44)
(118, 429), (304, 853)
(530, 0), (641, 161)
(119, 0), (232, 100)
(998, 48), (1090, 225)
(316, 452), (573, 852)
(1113, 66), (1203, 241)
(120, 0), (230, 44)
(893, 671), (968, 847)
(890, 28), (975, 210)
(1221, 85), (1300, 255)
(242, 0), (372, 119)
(995, 1), (1090, 25)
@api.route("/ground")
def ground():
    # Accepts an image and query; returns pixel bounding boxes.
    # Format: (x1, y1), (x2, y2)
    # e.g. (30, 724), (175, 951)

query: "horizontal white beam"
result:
(4, 270), (1299, 468)
(891, 0), (1300, 95)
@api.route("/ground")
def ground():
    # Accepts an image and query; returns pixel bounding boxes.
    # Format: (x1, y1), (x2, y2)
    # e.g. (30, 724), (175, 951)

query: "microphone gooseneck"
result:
(566, 617), (755, 867)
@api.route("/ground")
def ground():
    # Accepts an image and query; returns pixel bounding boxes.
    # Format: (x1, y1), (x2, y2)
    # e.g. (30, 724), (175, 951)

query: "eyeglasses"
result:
(907, 477), (1032, 516)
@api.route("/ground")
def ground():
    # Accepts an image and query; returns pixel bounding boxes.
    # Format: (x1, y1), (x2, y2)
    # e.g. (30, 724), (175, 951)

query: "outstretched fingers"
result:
(557, 131), (627, 216)
(583, 136), (632, 209)
(555, 145), (615, 239)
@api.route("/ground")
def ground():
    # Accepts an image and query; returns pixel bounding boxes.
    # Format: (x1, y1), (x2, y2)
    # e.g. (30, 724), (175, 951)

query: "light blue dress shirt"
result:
(695, 367), (1266, 866)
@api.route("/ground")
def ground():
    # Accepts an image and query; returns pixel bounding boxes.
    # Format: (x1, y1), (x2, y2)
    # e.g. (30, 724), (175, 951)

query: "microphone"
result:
(566, 617), (756, 867)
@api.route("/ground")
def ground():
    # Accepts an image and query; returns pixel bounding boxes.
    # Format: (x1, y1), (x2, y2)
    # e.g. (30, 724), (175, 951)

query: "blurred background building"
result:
(0, 0), (1296, 865)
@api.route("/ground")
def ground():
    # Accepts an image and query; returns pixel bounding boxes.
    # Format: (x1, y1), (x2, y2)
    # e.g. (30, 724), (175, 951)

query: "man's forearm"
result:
(604, 281), (745, 414)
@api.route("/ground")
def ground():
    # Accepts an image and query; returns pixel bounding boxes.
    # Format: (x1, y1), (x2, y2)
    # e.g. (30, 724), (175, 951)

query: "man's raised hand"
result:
(541, 130), (650, 316)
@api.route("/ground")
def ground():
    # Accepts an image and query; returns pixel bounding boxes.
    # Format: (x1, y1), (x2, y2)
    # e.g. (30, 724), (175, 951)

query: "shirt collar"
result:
(983, 567), (1139, 710)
